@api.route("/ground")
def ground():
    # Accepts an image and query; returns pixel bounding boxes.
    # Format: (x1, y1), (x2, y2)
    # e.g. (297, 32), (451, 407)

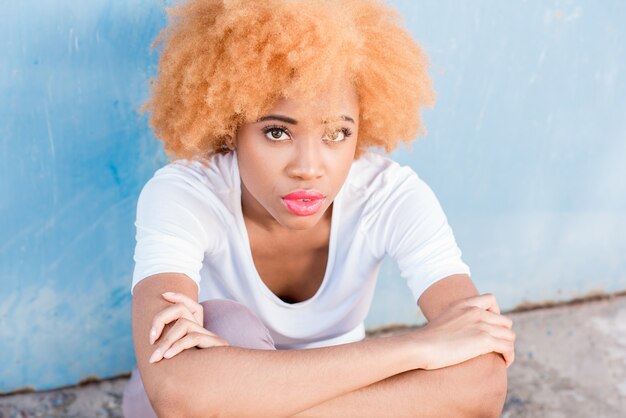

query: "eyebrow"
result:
(256, 114), (355, 125)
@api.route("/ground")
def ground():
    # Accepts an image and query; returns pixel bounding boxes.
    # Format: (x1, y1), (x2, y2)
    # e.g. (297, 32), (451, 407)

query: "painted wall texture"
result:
(1, 0), (624, 393)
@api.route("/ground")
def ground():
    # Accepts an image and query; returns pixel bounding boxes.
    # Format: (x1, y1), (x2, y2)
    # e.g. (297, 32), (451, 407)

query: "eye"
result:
(323, 127), (353, 143)
(262, 125), (291, 142)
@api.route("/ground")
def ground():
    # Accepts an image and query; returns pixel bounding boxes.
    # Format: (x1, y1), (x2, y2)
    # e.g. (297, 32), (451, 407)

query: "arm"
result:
(132, 272), (423, 418)
(290, 274), (509, 418)
(292, 348), (504, 418)
(364, 169), (509, 415)
(416, 273), (508, 417)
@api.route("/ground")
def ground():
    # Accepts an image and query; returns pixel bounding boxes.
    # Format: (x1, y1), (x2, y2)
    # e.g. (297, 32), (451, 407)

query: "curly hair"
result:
(139, 0), (435, 161)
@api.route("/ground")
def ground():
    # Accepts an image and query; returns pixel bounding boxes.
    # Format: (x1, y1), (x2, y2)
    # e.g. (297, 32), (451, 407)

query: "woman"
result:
(123, 0), (516, 416)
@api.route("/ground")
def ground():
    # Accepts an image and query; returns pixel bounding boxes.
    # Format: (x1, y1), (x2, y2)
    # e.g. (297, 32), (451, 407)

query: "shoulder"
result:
(346, 151), (424, 196)
(345, 151), (428, 216)
(146, 151), (235, 195)
(139, 152), (236, 212)
(347, 150), (409, 184)
(136, 153), (237, 239)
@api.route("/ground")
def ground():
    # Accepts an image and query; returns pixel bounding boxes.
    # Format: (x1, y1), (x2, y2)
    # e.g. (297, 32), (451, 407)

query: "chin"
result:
(282, 216), (320, 230)
(279, 211), (326, 230)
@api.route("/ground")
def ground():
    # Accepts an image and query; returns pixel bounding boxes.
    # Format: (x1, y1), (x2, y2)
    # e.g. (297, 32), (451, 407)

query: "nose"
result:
(287, 137), (324, 180)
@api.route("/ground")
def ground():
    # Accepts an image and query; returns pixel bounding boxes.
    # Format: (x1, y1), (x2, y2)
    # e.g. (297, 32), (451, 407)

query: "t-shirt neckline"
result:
(232, 151), (343, 309)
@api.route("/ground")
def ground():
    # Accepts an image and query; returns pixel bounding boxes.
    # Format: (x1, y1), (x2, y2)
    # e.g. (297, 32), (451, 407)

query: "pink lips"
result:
(282, 189), (326, 216)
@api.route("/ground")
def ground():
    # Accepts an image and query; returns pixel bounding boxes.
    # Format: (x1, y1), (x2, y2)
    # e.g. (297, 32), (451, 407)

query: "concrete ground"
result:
(2, 294), (625, 418)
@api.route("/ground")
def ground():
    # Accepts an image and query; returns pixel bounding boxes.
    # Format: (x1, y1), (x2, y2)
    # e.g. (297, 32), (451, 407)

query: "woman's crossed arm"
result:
(132, 273), (513, 417)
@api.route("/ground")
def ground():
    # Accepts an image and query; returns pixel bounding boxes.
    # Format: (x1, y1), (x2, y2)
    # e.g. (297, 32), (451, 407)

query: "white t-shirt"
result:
(131, 150), (471, 349)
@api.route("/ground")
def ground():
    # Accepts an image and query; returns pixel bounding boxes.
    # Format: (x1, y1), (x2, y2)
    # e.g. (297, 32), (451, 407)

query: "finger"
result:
(161, 292), (203, 325)
(150, 318), (197, 363)
(495, 352), (510, 368)
(506, 350), (516, 368)
(152, 319), (224, 363)
(487, 303), (501, 315)
(150, 304), (196, 345)
(151, 304), (196, 344)
(501, 347), (515, 368)
(162, 332), (230, 360)
(480, 323), (516, 342)
(463, 293), (501, 314)
(480, 310), (514, 329)
(490, 338), (515, 368)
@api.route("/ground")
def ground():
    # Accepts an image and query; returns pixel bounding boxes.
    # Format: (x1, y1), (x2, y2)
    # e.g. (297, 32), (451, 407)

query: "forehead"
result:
(267, 79), (359, 122)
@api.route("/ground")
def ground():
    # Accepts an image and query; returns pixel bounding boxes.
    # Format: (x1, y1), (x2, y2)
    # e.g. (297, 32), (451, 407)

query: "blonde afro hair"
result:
(139, 0), (435, 161)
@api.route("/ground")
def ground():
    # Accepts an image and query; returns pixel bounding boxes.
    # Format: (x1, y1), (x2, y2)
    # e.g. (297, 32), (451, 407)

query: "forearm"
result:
(155, 333), (416, 417)
(293, 351), (508, 418)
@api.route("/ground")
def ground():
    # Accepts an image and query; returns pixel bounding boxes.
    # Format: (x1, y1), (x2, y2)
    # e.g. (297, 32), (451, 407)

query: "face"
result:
(233, 79), (359, 233)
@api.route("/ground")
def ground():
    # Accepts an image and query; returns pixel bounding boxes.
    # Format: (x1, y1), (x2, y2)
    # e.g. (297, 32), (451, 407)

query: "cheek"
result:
(239, 156), (279, 198)
(337, 145), (357, 169)
(333, 150), (356, 183)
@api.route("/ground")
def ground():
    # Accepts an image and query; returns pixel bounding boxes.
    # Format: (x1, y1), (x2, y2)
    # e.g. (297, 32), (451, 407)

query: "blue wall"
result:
(1, 0), (168, 392)
(1, 0), (625, 392)
(368, 0), (626, 328)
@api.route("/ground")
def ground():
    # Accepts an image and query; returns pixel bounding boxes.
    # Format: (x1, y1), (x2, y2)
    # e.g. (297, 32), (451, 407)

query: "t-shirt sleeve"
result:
(131, 172), (216, 295)
(380, 170), (471, 302)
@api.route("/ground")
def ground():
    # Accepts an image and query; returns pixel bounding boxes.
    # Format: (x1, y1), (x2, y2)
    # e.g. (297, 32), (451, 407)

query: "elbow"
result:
(465, 352), (509, 418)
(147, 376), (190, 418)
(140, 360), (234, 417)
(160, 377), (230, 418)
(145, 374), (216, 418)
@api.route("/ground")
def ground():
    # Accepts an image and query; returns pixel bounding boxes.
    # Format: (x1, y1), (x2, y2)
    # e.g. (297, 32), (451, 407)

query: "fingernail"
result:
(149, 349), (161, 363)
(162, 292), (175, 297)
(149, 328), (156, 344)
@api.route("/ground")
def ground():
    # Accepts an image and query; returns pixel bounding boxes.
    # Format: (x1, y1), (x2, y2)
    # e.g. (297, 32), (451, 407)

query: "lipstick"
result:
(282, 189), (326, 216)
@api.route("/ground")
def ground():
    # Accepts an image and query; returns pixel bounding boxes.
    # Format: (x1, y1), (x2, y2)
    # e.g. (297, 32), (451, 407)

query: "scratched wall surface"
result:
(1, 0), (624, 392)
(0, 0), (169, 393)
(367, 0), (626, 328)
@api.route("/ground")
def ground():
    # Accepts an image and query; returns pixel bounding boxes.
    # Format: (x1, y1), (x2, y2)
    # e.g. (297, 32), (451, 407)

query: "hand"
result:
(410, 293), (516, 370)
(148, 292), (229, 364)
